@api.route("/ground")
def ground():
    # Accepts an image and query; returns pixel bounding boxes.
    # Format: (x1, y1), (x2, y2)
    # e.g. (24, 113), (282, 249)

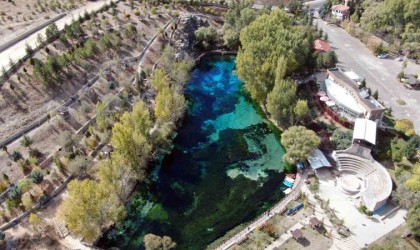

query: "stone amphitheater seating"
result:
(333, 147), (393, 212)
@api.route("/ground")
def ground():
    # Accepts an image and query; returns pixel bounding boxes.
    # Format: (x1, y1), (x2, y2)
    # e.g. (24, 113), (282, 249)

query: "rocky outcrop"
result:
(175, 15), (209, 53)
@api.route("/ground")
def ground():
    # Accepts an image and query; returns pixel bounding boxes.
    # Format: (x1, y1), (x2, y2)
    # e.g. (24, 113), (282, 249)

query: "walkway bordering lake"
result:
(214, 170), (307, 250)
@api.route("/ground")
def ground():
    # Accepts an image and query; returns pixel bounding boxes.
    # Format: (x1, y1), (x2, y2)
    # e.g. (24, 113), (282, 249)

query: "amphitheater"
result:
(333, 144), (393, 212)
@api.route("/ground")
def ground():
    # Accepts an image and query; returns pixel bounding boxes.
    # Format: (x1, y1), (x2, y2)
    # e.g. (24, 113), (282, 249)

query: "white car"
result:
(377, 54), (389, 59)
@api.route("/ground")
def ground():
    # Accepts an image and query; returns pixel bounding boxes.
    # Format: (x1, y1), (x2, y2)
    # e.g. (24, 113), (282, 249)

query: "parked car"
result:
(396, 57), (404, 61)
(377, 53), (389, 59)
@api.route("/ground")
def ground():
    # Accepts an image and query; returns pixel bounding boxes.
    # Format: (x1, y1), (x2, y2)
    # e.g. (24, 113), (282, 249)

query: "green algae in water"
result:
(99, 56), (287, 250)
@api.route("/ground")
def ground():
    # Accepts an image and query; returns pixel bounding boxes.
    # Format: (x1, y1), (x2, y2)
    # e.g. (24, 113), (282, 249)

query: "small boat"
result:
(283, 188), (292, 195)
(283, 180), (294, 187)
(285, 177), (295, 183)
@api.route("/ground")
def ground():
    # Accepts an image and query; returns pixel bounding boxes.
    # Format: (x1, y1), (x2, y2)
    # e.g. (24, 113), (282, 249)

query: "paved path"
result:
(264, 184), (360, 250)
(312, 10), (420, 134)
(214, 171), (307, 250)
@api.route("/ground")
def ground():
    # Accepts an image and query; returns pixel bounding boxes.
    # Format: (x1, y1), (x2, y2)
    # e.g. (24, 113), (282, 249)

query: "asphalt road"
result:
(309, 6), (420, 134)
(0, 0), (113, 72)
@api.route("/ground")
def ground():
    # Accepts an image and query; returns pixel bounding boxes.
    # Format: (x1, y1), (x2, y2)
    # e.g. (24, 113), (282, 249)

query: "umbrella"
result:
(317, 91), (326, 97)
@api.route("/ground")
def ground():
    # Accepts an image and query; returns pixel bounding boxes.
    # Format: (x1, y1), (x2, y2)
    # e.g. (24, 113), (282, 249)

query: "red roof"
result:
(332, 5), (350, 11)
(314, 39), (331, 52)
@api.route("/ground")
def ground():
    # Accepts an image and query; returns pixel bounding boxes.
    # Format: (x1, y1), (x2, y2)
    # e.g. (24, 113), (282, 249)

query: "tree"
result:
(124, 24), (137, 39)
(288, 0), (304, 16)
(151, 69), (170, 91)
(18, 179), (34, 193)
(404, 163), (420, 191)
(29, 213), (41, 231)
(155, 86), (186, 124)
(22, 193), (34, 210)
(30, 170), (44, 184)
(111, 102), (152, 180)
(266, 76), (296, 127)
(96, 101), (108, 131)
(236, 10), (310, 105)
(67, 156), (91, 176)
(59, 131), (80, 154)
(1, 146), (9, 156)
(20, 135), (33, 150)
(195, 26), (217, 49)
(45, 22), (59, 41)
(331, 129), (353, 150)
(8, 185), (22, 201)
(144, 233), (177, 250)
(404, 136), (419, 160)
(372, 90), (378, 99)
(407, 202), (420, 236)
(97, 154), (134, 203)
(25, 42), (33, 55)
(294, 99), (309, 124)
(59, 179), (124, 241)
(36, 33), (45, 46)
(394, 119), (416, 137)
(323, 51), (338, 68)
(281, 126), (320, 164)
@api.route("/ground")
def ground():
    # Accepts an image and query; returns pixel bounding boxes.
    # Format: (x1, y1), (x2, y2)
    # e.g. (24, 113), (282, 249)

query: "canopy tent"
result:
(308, 149), (331, 170)
(353, 118), (377, 145)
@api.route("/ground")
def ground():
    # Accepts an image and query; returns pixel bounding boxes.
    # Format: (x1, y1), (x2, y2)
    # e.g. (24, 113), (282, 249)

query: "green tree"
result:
(195, 26), (217, 49)
(59, 179), (124, 241)
(236, 10), (310, 105)
(404, 136), (419, 160)
(45, 22), (59, 41)
(18, 179), (34, 193)
(288, 0), (304, 16)
(96, 101), (108, 131)
(266, 71), (297, 127)
(68, 156), (91, 176)
(331, 129), (353, 150)
(281, 126), (321, 164)
(30, 170), (44, 184)
(407, 202), (420, 236)
(294, 99), (309, 124)
(20, 135), (33, 150)
(124, 24), (137, 39)
(36, 33), (45, 46)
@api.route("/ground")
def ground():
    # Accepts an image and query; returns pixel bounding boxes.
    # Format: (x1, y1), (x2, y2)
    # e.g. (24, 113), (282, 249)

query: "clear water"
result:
(99, 56), (287, 250)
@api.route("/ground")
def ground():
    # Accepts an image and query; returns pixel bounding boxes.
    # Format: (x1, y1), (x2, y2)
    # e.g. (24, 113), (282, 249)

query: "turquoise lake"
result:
(99, 56), (287, 249)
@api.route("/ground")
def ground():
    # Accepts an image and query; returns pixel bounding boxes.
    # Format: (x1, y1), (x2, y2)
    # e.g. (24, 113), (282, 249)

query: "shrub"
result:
(134, 10), (141, 16)
(30, 170), (44, 184)
(8, 185), (22, 200)
(11, 150), (21, 161)
(17, 159), (31, 173)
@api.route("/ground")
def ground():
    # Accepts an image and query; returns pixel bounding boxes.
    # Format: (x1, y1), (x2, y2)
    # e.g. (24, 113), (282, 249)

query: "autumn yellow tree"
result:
(97, 154), (135, 203)
(59, 179), (124, 241)
(111, 101), (152, 180)
(155, 86), (185, 124)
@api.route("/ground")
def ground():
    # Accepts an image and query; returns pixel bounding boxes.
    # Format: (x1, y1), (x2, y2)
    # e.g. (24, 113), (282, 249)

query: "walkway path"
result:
(215, 170), (307, 250)
(264, 184), (360, 250)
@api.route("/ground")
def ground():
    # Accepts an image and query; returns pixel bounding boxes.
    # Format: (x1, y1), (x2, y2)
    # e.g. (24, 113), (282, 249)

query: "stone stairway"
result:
(54, 219), (69, 238)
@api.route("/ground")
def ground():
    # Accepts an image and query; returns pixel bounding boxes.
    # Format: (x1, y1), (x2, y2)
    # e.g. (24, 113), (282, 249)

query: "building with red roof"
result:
(314, 39), (331, 53)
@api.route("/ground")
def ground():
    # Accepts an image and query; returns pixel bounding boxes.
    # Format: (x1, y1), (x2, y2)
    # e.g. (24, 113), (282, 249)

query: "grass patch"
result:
(396, 99), (406, 105)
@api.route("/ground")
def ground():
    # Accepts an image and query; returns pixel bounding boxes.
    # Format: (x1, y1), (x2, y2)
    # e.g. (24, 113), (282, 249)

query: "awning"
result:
(308, 149), (331, 170)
